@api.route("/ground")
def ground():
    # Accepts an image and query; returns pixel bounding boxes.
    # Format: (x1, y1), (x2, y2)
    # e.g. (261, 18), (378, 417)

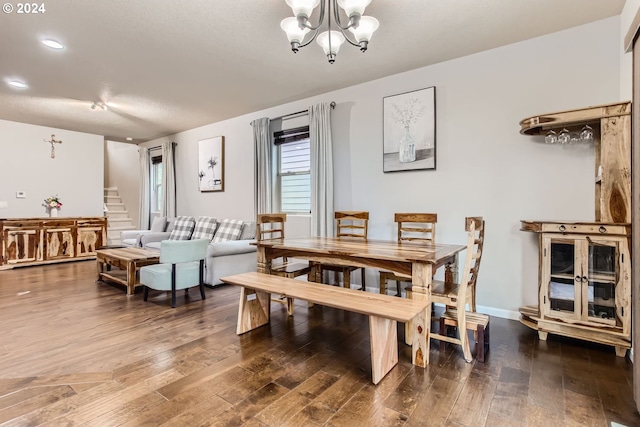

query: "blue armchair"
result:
(140, 239), (209, 308)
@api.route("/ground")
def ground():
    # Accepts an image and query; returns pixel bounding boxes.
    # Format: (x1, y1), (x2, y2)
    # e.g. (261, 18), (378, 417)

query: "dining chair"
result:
(379, 213), (437, 296)
(428, 216), (485, 362)
(257, 213), (311, 314)
(256, 213), (311, 279)
(321, 211), (369, 290)
(140, 238), (209, 308)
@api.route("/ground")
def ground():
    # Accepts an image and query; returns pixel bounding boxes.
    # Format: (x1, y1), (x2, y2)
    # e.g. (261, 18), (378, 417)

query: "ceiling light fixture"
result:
(42, 39), (64, 50)
(91, 101), (108, 111)
(281, 0), (379, 64)
(126, 137), (133, 141)
(7, 80), (28, 89)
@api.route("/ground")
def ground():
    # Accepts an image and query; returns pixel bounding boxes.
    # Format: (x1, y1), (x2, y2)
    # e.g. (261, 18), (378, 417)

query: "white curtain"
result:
(309, 102), (334, 237)
(138, 148), (150, 229)
(252, 117), (272, 216)
(161, 141), (177, 217)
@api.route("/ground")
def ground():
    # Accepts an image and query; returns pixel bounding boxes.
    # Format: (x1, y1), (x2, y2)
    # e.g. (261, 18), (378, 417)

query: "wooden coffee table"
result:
(96, 247), (160, 295)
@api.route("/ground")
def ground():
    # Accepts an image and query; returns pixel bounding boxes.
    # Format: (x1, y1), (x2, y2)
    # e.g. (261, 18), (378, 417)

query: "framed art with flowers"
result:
(383, 86), (436, 172)
(198, 136), (225, 192)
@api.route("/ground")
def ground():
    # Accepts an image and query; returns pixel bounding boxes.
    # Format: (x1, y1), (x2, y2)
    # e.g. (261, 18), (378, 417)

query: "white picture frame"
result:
(383, 86), (436, 172)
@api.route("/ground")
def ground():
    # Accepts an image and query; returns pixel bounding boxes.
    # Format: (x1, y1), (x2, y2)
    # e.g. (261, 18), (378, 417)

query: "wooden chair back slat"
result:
(257, 213), (287, 242)
(335, 211), (369, 240)
(395, 213), (437, 243)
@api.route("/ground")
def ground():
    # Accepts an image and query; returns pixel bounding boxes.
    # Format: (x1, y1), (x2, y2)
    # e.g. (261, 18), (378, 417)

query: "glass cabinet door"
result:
(586, 240), (617, 325)
(547, 240), (578, 318)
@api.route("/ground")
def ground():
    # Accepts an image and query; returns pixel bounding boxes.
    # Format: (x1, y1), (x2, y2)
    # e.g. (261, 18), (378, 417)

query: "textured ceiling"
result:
(0, 0), (625, 142)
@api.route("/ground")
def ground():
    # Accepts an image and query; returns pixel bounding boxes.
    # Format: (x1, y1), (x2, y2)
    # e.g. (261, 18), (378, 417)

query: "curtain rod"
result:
(147, 141), (177, 151)
(250, 101), (336, 125)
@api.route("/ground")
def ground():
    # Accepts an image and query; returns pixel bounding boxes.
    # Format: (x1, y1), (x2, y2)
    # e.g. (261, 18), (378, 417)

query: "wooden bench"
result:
(438, 309), (490, 362)
(220, 272), (429, 384)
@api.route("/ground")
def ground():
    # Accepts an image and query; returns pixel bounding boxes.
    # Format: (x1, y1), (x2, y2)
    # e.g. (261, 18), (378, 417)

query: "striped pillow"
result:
(168, 216), (195, 240)
(212, 219), (244, 242)
(191, 216), (218, 241)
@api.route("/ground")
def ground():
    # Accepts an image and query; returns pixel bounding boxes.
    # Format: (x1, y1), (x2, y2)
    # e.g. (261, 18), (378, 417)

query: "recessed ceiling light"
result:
(7, 80), (28, 89)
(42, 39), (64, 50)
(126, 137), (133, 141)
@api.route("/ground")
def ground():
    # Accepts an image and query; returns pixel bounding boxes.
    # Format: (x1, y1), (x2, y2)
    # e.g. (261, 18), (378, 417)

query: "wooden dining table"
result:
(254, 236), (467, 368)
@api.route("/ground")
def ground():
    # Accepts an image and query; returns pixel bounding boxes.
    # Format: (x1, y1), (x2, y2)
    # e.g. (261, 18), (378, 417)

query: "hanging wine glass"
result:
(580, 125), (594, 144)
(545, 130), (557, 144)
(558, 128), (571, 145)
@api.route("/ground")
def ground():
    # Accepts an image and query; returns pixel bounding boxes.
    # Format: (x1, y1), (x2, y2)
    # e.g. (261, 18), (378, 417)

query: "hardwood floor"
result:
(0, 261), (638, 426)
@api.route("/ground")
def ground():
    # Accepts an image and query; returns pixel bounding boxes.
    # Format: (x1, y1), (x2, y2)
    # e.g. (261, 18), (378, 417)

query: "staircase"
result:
(104, 187), (137, 245)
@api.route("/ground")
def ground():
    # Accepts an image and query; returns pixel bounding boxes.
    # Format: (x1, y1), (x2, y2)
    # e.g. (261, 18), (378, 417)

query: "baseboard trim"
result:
(431, 302), (520, 321)
(475, 305), (521, 321)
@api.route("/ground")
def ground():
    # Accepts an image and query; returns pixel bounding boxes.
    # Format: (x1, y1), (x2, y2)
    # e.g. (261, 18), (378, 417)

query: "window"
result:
(151, 154), (163, 214)
(275, 126), (311, 213)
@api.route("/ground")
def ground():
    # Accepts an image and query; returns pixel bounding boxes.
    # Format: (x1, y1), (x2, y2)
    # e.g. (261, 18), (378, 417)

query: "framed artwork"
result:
(383, 86), (436, 172)
(198, 136), (225, 192)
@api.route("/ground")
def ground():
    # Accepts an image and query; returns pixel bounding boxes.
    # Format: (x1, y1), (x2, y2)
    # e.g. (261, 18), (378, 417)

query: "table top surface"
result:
(254, 236), (466, 264)
(96, 247), (159, 262)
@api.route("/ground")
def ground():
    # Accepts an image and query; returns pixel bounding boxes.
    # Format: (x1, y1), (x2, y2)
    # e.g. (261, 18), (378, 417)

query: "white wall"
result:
(620, 0), (640, 99)
(104, 140), (140, 226)
(145, 17), (621, 318)
(0, 119), (104, 218)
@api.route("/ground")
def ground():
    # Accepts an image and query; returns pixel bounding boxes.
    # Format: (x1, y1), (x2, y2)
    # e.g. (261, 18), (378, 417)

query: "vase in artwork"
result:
(398, 125), (416, 163)
(49, 207), (58, 218)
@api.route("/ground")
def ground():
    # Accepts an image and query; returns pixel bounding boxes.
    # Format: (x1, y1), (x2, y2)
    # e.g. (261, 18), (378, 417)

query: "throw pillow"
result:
(212, 219), (244, 242)
(191, 216), (218, 241)
(168, 216), (196, 240)
(239, 221), (256, 240)
(150, 216), (167, 232)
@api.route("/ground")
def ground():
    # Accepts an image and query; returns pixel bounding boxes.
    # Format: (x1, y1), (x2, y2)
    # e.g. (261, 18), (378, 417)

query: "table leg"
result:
(96, 256), (104, 281)
(127, 262), (136, 296)
(410, 262), (432, 368)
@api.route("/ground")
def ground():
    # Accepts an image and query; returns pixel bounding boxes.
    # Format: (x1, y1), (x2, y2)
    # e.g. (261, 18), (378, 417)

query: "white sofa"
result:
(121, 216), (256, 287)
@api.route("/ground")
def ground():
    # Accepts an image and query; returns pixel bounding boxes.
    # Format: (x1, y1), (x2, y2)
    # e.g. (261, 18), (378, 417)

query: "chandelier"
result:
(280, 0), (379, 64)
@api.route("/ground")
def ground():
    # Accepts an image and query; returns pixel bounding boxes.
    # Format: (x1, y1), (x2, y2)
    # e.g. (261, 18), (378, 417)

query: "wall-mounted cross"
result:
(44, 134), (63, 158)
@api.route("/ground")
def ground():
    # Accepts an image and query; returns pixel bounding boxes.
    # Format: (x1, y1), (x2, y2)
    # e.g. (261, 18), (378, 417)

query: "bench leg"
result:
(237, 287), (270, 335)
(287, 297), (295, 316)
(369, 316), (398, 385)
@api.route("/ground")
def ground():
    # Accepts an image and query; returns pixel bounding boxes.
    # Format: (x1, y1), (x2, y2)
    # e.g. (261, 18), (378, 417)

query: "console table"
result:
(0, 217), (107, 269)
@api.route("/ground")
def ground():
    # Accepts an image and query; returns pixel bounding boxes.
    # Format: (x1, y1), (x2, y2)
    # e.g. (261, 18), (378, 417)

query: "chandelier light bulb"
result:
(337, 0), (371, 18)
(281, 17), (310, 44)
(285, 0), (320, 18)
(317, 31), (346, 63)
(348, 15), (379, 49)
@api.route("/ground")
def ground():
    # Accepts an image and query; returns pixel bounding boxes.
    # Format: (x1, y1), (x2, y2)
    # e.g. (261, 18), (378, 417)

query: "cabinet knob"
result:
(582, 276), (588, 283)
(559, 225), (566, 232)
(599, 226), (607, 233)
(575, 275), (581, 282)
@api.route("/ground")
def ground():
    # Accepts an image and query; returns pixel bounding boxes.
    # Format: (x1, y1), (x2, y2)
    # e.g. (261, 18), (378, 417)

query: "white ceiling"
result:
(0, 0), (625, 143)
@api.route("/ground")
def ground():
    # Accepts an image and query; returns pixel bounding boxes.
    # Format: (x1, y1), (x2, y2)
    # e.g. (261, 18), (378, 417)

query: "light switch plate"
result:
(16, 191), (26, 198)
(0, 201), (8, 208)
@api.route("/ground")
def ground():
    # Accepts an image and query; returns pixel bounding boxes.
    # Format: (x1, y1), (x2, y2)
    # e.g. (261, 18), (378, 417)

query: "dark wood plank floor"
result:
(0, 261), (638, 427)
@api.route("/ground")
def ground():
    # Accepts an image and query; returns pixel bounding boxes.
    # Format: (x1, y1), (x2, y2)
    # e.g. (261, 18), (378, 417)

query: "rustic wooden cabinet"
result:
(0, 217), (107, 269)
(520, 221), (631, 356)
